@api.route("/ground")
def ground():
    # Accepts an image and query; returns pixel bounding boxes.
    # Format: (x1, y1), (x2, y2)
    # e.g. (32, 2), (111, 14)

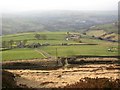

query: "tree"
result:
(17, 40), (27, 48)
(83, 32), (86, 35)
(67, 32), (70, 35)
(2, 41), (6, 48)
(41, 35), (47, 40)
(66, 32), (70, 37)
(35, 34), (41, 40)
(23, 40), (27, 46)
(8, 40), (14, 49)
(2, 41), (9, 48)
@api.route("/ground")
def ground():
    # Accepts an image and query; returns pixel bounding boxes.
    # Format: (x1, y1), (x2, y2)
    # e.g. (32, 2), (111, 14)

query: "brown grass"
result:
(64, 77), (120, 89)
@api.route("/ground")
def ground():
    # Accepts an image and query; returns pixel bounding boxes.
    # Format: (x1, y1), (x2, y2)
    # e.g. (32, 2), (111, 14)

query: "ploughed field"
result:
(2, 56), (120, 88)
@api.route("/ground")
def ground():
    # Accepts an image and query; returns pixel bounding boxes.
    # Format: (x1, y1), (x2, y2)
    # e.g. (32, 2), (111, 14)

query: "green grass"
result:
(40, 45), (118, 57)
(2, 32), (67, 41)
(1, 32), (119, 61)
(28, 39), (76, 44)
(2, 32), (77, 44)
(1, 48), (44, 61)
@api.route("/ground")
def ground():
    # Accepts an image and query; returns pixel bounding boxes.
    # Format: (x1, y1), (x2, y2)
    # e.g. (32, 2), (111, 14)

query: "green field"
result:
(1, 32), (76, 44)
(1, 48), (44, 61)
(1, 32), (119, 61)
(2, 32), (66, 41)
(40, 45), (118, 57)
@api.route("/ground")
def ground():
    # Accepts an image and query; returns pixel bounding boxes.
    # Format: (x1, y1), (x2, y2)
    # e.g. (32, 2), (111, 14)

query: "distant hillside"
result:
(2, 10), (117, 35)
(88, 23), (118, 33)
(86, 23), (119, 41)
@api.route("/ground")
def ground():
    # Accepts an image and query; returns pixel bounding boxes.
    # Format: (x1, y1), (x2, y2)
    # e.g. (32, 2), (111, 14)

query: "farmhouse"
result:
(17, 41), (25, 48)
(27, 43), (41, 48)
(66, 34), (81, 40)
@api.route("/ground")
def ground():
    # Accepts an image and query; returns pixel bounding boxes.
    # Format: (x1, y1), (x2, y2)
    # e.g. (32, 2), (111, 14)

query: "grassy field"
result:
(2, 32), (76, 44)
(40, 45), (118, 57)
(86, 30), (106, 37)
(2, 32), (66, 41)
(1, 48), (44, 61)
(1, 32), (119, 61)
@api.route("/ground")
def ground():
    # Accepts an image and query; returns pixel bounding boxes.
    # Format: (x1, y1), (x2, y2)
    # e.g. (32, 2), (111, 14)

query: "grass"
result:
(40, 45), (118, 57)
(28, 39), (75, 44)
(2, 32), (77, 44)
(1, 32), (119, 61)
(1, 48), (44, 61)
(86, 30), (118, 41)
(86, 30), (106, 37)
(2, 32), (67, 41)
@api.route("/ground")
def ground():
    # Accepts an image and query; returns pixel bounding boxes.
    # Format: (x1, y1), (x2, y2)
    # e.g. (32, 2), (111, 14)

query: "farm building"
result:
(66, 33), (81, 40)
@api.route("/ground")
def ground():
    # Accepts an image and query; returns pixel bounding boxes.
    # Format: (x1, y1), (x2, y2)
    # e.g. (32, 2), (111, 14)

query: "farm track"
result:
(34, 49), (55, 59)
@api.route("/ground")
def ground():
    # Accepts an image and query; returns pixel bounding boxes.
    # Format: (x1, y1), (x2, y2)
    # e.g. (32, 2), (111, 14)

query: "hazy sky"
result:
(1, 0), (119, 13)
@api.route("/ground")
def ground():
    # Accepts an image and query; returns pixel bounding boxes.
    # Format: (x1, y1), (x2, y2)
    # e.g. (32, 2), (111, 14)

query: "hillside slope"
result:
(2, 10), (117, 35)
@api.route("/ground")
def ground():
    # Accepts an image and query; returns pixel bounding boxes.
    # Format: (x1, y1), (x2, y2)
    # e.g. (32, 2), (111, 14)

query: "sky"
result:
(0, 0), (119, 13)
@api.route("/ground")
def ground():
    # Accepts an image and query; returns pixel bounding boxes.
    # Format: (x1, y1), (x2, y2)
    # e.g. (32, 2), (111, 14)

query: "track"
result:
(34, 49), (55, 59)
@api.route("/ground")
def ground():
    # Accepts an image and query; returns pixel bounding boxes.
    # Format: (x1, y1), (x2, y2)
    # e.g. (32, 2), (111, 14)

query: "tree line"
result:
(2, 40), (28, 49)
(2, 34), (47, 49)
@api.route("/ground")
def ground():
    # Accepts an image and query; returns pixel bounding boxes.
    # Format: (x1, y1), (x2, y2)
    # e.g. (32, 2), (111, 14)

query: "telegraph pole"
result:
(56, 48), (59, 66)
(56, 48), (58, 59)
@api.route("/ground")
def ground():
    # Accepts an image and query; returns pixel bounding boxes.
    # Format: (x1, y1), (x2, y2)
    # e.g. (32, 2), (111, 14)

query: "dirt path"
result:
(34, 49), (55, 58)
(34, 49), (47, 58)
(7, 64), (120, 88)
